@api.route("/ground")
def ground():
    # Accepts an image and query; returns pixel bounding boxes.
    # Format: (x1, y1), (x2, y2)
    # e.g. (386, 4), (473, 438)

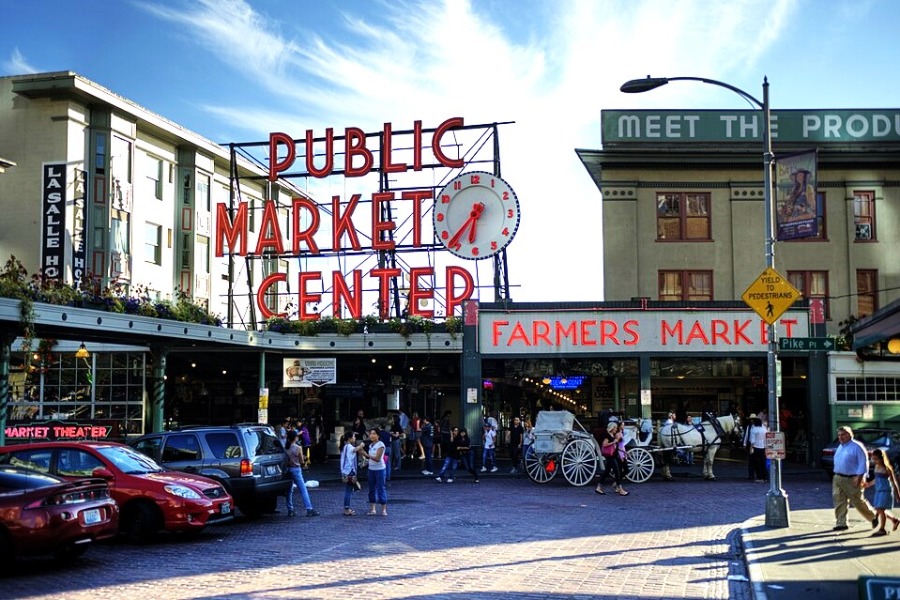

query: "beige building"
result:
(0, 71), (304, 327)
(578, 108), (900, 336)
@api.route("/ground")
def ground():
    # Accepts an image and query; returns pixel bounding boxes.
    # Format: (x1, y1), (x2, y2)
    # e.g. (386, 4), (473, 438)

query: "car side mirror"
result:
(92, 467), (115, 480)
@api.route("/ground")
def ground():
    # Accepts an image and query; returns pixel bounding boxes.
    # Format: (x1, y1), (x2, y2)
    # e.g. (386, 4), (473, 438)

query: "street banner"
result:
(775, 150), (818, 240)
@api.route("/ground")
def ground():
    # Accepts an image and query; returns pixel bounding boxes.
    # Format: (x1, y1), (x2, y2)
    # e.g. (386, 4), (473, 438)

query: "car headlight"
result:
(164, 485), (202, 500)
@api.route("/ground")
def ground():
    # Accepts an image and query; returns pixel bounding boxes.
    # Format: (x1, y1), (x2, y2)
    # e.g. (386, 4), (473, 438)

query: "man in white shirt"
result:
(831, 426), (877, 531)
(481, 422), (497, 473)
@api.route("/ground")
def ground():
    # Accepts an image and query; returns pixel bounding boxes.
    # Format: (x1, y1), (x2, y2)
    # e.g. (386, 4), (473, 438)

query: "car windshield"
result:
(245, 428), (281, 458)
(96, 445), (165, 474)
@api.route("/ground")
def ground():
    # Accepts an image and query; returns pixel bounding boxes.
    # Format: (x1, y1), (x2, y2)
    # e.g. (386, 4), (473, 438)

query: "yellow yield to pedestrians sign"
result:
(741, 267), (801, 325)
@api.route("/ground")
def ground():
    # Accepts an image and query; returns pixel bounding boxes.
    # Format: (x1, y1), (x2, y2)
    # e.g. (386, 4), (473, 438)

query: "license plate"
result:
(265, 465), (278, 476)
(221, 502), (231, 515)
(83, 508), (102, 525)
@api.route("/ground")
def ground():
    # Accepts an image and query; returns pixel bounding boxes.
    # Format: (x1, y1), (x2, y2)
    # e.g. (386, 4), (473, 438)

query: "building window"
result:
(197, 174), (210, 212)
(856, 269), (878, 318)
(197, 236), (210, 273)
(144, 223), (162, 265)
(111, 135), (132, 184)
(659, 270), (712, 301)
(94, 132), (106, 175)
(836, 377), (900, 402)
(788, 270), (829, 318)
(853, 191), (876, 241)
(656, 192), (710, 241)
(147, 156), (163, 200)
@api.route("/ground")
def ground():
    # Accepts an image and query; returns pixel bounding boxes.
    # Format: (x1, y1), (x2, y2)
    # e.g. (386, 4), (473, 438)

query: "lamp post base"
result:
(765, 490), (791, 528)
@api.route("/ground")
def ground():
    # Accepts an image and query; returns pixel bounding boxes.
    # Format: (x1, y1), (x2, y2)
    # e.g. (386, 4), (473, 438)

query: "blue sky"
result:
(4, 0), (899, 302)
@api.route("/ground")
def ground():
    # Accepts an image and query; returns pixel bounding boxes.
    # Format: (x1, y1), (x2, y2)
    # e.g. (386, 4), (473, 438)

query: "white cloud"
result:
(3, 47), (38, 75)
(143, 0), (802, 301)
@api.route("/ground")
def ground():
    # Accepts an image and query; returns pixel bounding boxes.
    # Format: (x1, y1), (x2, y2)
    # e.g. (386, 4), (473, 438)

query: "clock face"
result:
(433, 171), (521, 260)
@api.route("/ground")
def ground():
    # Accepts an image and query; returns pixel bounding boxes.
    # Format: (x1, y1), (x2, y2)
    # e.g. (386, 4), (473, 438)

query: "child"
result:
(339, 431), (360, 516)
(865, 448), (900, 536)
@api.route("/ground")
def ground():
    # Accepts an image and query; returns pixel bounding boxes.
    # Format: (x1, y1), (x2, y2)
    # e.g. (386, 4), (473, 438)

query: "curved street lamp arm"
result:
(621, 75), (764, 109)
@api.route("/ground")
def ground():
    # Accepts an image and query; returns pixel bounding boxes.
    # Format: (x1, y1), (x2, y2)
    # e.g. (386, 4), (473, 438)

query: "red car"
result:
(0, 441), (233, 543)
(0, 466), (118, 569)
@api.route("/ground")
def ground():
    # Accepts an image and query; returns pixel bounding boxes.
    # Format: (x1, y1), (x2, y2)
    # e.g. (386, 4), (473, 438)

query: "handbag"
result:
(601, 442), (616, 458)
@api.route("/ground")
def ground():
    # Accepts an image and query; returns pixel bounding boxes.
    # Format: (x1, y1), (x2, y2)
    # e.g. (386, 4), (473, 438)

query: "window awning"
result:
(851, 297), (900, 353)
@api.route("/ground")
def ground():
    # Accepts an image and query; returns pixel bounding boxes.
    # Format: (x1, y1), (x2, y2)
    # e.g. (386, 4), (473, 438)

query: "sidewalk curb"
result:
(740, 516), (769, 600)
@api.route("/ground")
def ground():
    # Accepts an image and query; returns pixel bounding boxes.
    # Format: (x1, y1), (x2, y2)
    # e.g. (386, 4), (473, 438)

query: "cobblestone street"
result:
(2, 461), (831, 600)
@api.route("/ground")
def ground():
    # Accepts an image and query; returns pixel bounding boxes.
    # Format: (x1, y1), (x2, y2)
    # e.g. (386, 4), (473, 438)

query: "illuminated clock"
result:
(433, 171), (521, 260)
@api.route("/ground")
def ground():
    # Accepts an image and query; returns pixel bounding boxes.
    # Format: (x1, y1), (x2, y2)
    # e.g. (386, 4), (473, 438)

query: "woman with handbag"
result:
(340, 431), (360, 516)
(594, 421), (629, 496)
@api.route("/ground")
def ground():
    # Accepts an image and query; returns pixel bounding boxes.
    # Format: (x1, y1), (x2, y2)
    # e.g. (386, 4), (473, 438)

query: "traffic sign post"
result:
(741, 267), (802, 325)
(778, 337), (836, 351)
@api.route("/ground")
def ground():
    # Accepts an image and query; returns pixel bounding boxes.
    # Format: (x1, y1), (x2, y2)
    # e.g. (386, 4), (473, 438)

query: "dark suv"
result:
(130, 424), (290, 518)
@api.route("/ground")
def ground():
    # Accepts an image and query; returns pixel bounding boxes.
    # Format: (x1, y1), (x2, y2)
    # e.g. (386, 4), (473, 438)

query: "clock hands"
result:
(448, 202), (485, 250)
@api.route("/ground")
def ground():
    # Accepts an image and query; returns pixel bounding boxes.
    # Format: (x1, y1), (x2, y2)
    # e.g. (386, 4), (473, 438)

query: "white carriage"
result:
(524, 410), (658, 486)
(525, 410), (601, 486)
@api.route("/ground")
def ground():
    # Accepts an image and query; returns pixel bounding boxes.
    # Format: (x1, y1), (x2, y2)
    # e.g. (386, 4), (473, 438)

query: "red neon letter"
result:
(332, 270), (363, 319)
(403, 189), (431, 247)
(492, 321), (509, 347)
(215, 202), (248, 256)
(332, 194), (362, 251)
(268, 132), (295, 182)
(345, 127), (373, 177)
(291, 197), (320, 254)
(370, 268), (401, 320)
(257, 273), (287, 320)
(306, 128), (334, 178)
(432, 117), (464, 168)
(298, 272), (323, 320)
(371, 192), (396, 250)
(254, 201), (285, 255)
(623, 320), (640, 345)
(408, 267), (435, 319)
(661, 320), (683, 345)
(710, 319), (731, 345)
(532, 321), (552, 346)
(446, 266), (474, 316)
(381, 122), (407, 174)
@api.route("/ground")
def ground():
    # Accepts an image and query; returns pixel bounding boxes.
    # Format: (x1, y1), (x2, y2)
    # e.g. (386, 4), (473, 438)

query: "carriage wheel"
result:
(625, 447), (654, 483)
(524, 449), (559, 484)
(561, 438), (598, 486)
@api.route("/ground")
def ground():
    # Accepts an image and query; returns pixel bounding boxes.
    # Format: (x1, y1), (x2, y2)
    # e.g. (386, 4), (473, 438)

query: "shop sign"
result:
(602, 109), (900, 144)
(4, 420), (112, 441)
(283, 358), (337, 388)
(219, 117), (485, 322)
(478, 309), (808, 355)
(41, 162), (66, 281)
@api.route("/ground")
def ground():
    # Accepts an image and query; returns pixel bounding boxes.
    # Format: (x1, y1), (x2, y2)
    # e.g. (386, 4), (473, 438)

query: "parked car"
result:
(0, 466), (118, 569)
(130, 423), (291, 517)
(0, 441), (233, 543)
(820, 427), (900, 476)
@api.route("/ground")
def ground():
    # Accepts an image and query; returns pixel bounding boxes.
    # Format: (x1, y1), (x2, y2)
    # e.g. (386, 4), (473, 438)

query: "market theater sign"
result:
(216, 117), (477, 321)
(479, 310), (809, 354)
(4, 421), (112, 441)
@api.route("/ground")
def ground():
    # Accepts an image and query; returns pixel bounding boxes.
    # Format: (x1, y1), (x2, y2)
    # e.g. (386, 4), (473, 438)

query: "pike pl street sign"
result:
(778, 337), (836, 351)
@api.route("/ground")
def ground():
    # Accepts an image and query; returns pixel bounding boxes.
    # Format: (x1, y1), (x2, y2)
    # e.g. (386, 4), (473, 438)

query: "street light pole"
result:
(621, 75), (790, 527)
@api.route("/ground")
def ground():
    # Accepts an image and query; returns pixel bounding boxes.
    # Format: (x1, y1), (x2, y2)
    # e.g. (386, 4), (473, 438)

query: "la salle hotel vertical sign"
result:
(41, 162), (66, 281)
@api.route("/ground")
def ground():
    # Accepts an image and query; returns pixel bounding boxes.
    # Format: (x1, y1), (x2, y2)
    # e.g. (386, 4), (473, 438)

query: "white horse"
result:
(657, 414), (736, 481)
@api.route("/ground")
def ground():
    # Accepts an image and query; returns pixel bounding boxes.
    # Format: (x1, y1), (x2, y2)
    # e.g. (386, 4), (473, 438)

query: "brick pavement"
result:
(1, 460), (831, 600)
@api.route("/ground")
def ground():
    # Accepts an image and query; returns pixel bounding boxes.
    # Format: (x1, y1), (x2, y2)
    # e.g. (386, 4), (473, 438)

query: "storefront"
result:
(461, 300), (821, 460)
